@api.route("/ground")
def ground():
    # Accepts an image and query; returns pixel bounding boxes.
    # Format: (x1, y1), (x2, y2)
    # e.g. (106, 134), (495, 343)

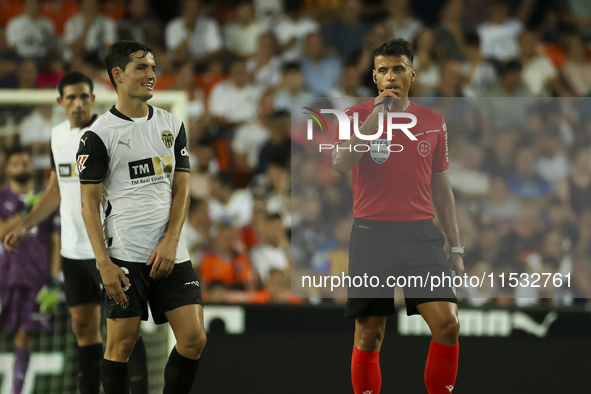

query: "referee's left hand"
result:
(449, 253), (465, 277)
(147, 237), (177, 279)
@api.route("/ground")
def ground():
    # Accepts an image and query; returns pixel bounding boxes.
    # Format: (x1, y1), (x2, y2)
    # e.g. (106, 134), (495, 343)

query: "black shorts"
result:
(62, 257), (103, 307)
(345, 218), (457, 318)
(105, 258), (203, 324)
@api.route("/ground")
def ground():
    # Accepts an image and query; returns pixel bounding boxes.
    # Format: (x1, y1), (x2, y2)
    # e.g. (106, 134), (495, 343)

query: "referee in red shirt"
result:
(331, 38), (465, 394)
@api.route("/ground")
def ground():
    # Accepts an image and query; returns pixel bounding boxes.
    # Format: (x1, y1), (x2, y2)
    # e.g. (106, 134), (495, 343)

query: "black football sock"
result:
(77, 343), (103, 394)
(163, 347), (200, 394)
(128, 336), (149, 394)
(101, 359), (128, 394)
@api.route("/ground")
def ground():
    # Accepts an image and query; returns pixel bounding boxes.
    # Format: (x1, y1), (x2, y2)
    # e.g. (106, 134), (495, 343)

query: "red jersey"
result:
(333, 99), (448, 222)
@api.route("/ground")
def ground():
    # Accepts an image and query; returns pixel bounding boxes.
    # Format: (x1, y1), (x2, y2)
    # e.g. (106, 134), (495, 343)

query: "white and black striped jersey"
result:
(76, 105), (191, 264)
(50, 115), (97, 260)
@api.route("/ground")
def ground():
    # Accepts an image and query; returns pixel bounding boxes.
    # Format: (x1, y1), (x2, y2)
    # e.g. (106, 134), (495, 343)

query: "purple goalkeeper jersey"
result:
(0, 185), (59, 290)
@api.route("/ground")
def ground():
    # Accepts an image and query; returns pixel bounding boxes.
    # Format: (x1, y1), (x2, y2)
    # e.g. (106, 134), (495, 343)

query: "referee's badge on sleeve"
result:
(370, 139), (390, 164)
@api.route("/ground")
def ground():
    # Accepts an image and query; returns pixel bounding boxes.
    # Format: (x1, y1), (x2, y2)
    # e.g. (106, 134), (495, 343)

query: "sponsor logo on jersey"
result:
(161, 130), (174, 148)
(446, 385), (454, 392)
(417, 140), (431, 157)
(80, 137), (88, 146)
(128, 156), (173, 181)
(77, 154), (89, 173)
(58, 163), (79, 178)
(185, 280), (200, 287)
(120, 295), (130, 309)
(181, 146), (189, 156)
(118, 139), (131, 149)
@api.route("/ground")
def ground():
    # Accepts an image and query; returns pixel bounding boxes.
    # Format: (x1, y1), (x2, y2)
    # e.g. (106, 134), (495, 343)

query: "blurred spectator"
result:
(467, 226), (502, 267)
(246, 32), (282, 87)
(253, 0), (283, 24)
(329, 62), (372, 98)
(496, 203), (544, 270)
(208, 172), (253, 227)
(300, 32), (343, 96)
(165, 62), (205, 119)
(434, 0), (466, 61)
(76, 52), (112, 91)
(257, 110), (291, 174)
(321, 0), (371, 62)
(199, 223), (254, 290)
(481, 132), (516, 177)
(224, 0), (269, 57)
(232, 88), (274, 174)
(448, 145), (491, 197)
(208, 58), (263, 127)
(461, 30), (497, 97)
(290, 191), (332, 269)
(40, 0), (78, 36)
(545, 197), (579, 250)
(19, 105), (54, 170)
(556, 146), (591, 217)
(264, 157), (290, 224)
(310, 217), (353, 285)
(476, 0), (524, 61)
(16, 59), (38, 89)
(356, 22), (391, 91)
(561, 33), (591, 97)
(273, 0), (320, 61)
(117, 0), (164, 52)
(274, 62), (312, 112)
(63, 0), (116, 63)
(517, 30), (560, 97)
(239, 194), (266, 253)
(461, 0), (491, 30)
(250, 213), (290, 285)
(481, 176), (521, 232)
(6, 0), (55, 63)
(35, 52), (64, 89)
(384, 0), (423, 43)
(249, 268), (295, 303)
(189, 136), (219, 199)
(484, 60), (531, 97)
(0, 27), (19, 88)
(535, 130), (571, 185)
(507, 146), (553, 203)
(185, 198), (212, 264)
(413, 28), (441, 95)
(428, 60), (464, 97)
(165, 0), (222, 64)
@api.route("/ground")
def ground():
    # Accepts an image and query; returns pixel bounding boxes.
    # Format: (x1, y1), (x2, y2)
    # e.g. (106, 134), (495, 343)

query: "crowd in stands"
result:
(1, 0), (591, 306)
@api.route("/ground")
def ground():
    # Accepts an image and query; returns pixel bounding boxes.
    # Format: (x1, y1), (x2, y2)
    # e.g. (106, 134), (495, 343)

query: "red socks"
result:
(351, 346), (381, 394)
(424, 340), (459, 393)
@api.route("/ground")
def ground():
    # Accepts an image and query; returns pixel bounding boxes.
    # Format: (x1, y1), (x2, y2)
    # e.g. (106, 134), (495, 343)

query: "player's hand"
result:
(99, 260), (131, 305)
(373, 89), (399, 112)
(147, 237), (177, 279)
(449, 253), (465, 277)
(4, 223), (26, 254)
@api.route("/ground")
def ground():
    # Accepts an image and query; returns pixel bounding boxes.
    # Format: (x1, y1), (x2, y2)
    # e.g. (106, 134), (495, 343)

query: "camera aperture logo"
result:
(303, 107), (418, 156)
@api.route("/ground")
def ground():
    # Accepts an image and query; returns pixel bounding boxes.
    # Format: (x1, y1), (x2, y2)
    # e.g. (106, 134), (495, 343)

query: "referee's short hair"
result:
(58, 72), (94, 97)
(372, 38), (414, 66)
(104, 40), (154, 91)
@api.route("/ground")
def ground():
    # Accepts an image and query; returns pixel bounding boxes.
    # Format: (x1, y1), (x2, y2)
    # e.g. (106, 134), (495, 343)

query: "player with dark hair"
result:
(4, 71), (149, 394)
(331, 38), (465, 394)
(0, 146), (60, 394)
(76, 41), (205, 394)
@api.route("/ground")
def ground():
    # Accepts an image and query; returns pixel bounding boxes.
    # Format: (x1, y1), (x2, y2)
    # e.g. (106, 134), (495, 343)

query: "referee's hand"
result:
(373, 88), (399, 112)
(147, 237), (177, 279)
(449, 253), (465, 277)
(100, 261), (131, 305)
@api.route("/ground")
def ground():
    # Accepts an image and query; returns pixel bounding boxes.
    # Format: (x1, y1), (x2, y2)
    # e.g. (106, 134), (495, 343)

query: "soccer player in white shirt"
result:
(76, 41), (205, 394)
(4, 72), (149, 394)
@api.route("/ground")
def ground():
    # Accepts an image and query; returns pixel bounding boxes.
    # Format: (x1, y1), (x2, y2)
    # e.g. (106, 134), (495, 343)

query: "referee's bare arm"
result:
(331, 89), (398, 174)
(431, 172), (465, 276)
(81, 183), (130, 304)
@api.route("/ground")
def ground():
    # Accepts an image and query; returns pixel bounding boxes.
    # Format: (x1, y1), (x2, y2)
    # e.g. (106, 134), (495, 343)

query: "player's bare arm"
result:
(4, 171), (61, 253)
(50, 232), (61, 278)
(431, 171), (465, 276)
(147, 172), (191, 279)
(331, 89), (399, 174)
(81, 182), (131, 304)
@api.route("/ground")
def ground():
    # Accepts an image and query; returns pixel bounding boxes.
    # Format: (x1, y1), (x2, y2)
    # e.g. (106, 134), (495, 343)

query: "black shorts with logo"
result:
(62, 257), (103, 307)
(105, 258), (203, 324)
(345, 218), (457, 318)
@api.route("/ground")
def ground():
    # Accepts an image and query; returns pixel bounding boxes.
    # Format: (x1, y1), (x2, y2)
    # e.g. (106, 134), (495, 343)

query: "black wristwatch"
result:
(450, 246), (466, 258)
